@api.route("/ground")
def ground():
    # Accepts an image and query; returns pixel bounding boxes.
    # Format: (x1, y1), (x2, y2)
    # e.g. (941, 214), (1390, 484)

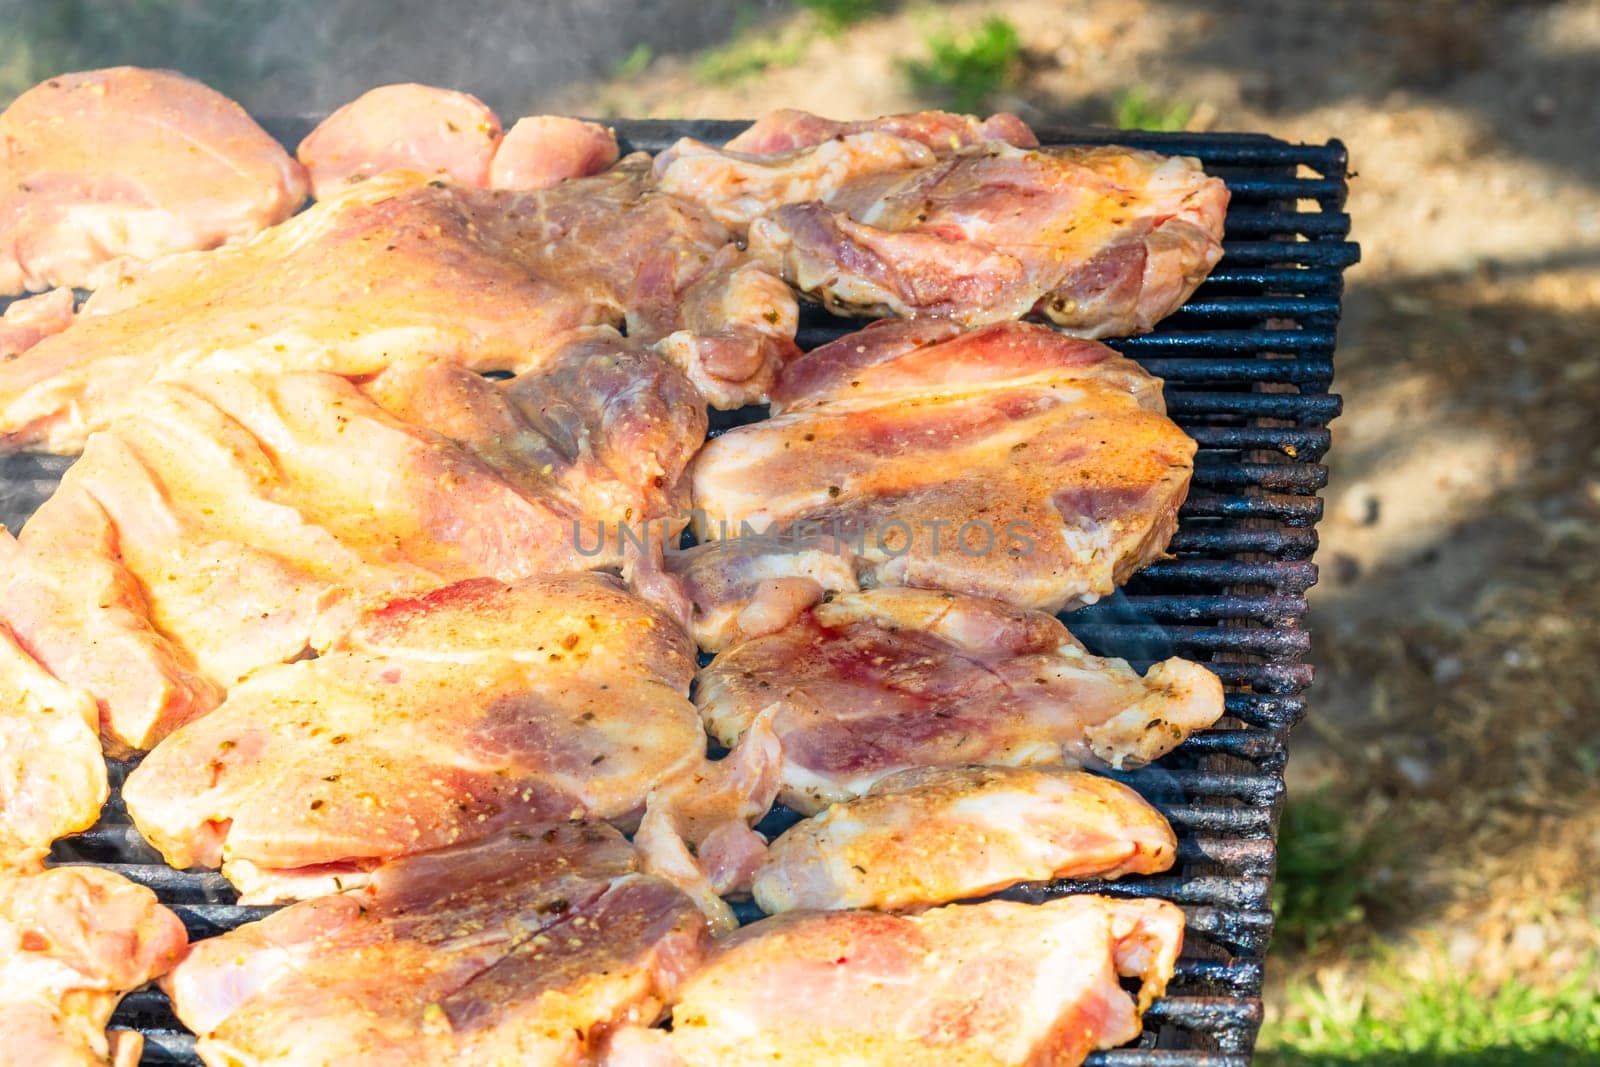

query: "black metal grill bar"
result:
(1071, 593), (1306, 623)
(1166, 392), (1341, 424)
(1176, 492), (1323, 525)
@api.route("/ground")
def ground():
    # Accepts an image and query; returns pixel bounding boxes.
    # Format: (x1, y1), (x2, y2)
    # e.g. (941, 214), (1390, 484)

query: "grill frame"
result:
(1, 119), (1356, 1065)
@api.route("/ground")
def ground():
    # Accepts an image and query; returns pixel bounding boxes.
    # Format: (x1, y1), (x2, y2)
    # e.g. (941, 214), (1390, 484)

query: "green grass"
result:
(795, 0), (885, 34)
(1260, 960), (1600, 1065)
(901, 15), (1022, 113)
(1271, 790), (1387, 954)
(613, 43), (654, 79)
(1111, 85), (1194, 132)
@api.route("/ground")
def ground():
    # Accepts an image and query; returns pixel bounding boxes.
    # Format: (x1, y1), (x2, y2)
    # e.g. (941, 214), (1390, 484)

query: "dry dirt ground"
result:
(3, 0), (1598, 1048)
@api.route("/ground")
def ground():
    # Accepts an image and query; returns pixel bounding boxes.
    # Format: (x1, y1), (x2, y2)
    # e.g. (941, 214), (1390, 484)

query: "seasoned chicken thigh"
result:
(297, 83), (502, 198)
(697, 588), (1224, 814)
(0, 160), (795, 451)
(608, 895), (1183, 1067)
(724, 108), (1037, 154)
(0, 622), (105, 870)
(692, 320), (1194, 615)
(747, 142), (1227, 334)
(752, 765), (1175, 914)
(0, 67), (306, 294)
(166, 824), (710, 1067)
(0, 865), (187, 1067)
(490, 116), (620, 191)
(2, 340), (702, 753)
(123, 575), (775, 904)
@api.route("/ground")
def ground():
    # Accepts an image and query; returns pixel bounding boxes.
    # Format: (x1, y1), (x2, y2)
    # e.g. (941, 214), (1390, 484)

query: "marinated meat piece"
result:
(0, 866), (187, 1067)
(697, 588), (1224, 814)
(609, 895), (1183, 1067)
(0, 67), (307, 294)
(0, 289), (75, 360)
(654, 130), (935, 230)
(165, 824), (710, 1067)
(122, 575), (775, 903)
(490, 116), (619, 191)
(745, 142), (1227, 334)
(297, 83), (502, 198)
(661, 536), (859, 652)
(0, 622), (105, 870)
(692, 320), (1194, 614)
(0, 521), (223, 757)
(4, 340), (701, 753)
(752, 765), (1175, 913)
(0, 162), (796, 452)
(724, 108), (1036, 155)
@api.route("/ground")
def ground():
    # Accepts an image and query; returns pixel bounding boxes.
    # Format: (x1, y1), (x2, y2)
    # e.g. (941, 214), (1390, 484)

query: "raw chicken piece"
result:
(697, 587), (1224, 814)
(122, 575), (775, 903)
(661, 536), (859, 651)
(490, 116), (619, 190)
(752, 765), (1175, 913)
(654, 130), (936, 231)
(745, 142), (1228, 334)
(692, 320), (1194, 614)
(297, 83), (502, 198)
(609, 895), (1183, 1067)
(5, 337), (702, 751)
(724, 107), (1037, 154)
(0, 67), (307, 294)
(0, 162), (795, 452)
(0, 520), (223, 757)
(0, 865), (187, 1067)
(165, 824), (709, 1067)
(0, 621), (105, 870)
(0, 289), (75, 360)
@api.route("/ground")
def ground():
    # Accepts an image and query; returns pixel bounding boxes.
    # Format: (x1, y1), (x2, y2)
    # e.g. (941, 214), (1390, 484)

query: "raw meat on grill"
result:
(654, 131), (937, 231)
(0, 523), (223, 758)
(0, 621), (105, 871)
(164, 824), (709, 1067)
(691, 319), (1195, 615)
(744, 142), (1226, 334)
(3, 340), (702, 753)
(662, 536), (859, 651)
(490, 116), (620, 191)
(121, 575), (776, 904)
(0, 865), (188, 1067)
(696, 587), (1224, 814)
(604, 895), (1183, 1067)
(296, 83), (502, 198)
(0, 288), (75, 360)
(752, 765), (1175, 914)
(0, 67), (307, 295)
(0, 160), (796, 452)
(724, 107), (1037, 154)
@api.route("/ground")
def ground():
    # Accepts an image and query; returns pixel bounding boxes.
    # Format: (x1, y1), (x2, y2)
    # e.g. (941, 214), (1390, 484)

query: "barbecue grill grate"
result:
(1, 119), (1358, 1065)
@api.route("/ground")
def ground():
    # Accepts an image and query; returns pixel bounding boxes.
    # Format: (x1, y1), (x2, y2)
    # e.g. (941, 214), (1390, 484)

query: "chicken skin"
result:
(165, 824), (709, 1067)
(0, 865), (187, 1067)
(752, 765), (1175, 914)
(697, 587), (1223, 814)
(607, 895), (1183, 1067)
(691, 319), (1195, 615)
(0, 67), (306, 295)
